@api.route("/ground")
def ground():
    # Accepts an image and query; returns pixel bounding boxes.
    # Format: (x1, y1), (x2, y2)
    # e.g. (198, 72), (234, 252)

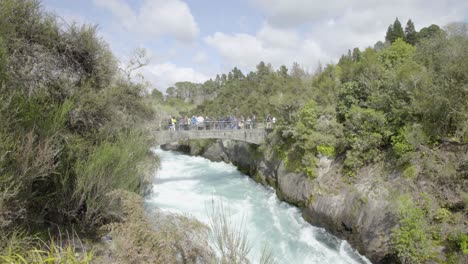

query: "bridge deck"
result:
(154, 128), (267, 145)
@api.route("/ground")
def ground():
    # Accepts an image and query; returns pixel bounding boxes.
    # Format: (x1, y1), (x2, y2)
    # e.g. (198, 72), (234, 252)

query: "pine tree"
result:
(392, 18), (405, 42)
(385, 25), (394, 43)
(404, 19), (417, 45)
(352, 47), (361, 62)
(386, 18), (405, 43)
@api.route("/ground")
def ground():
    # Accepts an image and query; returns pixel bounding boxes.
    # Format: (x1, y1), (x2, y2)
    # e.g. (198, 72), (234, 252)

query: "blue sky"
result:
(42, 0), (468, 91)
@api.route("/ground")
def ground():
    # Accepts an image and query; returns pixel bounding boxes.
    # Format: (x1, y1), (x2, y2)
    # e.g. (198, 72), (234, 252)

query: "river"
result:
(146, 148), (371, 264)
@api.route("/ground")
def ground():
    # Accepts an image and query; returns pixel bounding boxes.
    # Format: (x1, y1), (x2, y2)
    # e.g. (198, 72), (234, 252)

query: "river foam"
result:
(146, 148), (372, 264)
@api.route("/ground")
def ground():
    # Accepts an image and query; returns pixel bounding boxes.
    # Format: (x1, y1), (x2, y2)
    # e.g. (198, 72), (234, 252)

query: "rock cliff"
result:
(161, 139), (467, 263)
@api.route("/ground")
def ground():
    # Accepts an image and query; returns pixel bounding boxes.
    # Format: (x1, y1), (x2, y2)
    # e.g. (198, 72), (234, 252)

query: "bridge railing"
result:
(156, 119), (276, 131)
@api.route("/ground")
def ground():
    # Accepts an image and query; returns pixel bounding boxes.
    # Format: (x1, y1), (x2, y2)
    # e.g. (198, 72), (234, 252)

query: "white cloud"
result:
(205, 32), (264, 70)
(93, 0), (199, 42)
(252, 0), (468, 28)
(204, 24), (329, 72)
(142, 62), (209, 91)
(252, 0), (347, 27)
(206, 0), (468, 73)
(192, 51), (209, 64)
(257, 23), (299, 48)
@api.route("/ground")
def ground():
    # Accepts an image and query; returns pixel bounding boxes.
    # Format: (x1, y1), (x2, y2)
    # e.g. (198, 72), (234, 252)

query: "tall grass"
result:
(99, 190), (214, 263)
(0, 230), (93, 263)
(73, 131), (157, 227)
(207, 201), (277, 264)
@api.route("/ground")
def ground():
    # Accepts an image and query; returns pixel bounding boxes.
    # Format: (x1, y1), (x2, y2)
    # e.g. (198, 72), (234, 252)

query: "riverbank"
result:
(161, 139), (467, 263)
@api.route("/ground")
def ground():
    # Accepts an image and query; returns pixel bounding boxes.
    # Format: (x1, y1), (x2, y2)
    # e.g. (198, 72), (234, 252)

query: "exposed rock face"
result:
(160, 140), (398, 263)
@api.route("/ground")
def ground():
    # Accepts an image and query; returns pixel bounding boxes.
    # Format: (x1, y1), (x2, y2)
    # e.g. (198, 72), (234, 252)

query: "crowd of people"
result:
(167, 114), (276, 131)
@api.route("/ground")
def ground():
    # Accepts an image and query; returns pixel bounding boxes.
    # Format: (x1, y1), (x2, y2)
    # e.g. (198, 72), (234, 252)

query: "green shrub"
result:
(343, 106), (390, 172)
(295, 100), (318, 135)
(457, 233), (468, 254)
(391, 195), (436, 263)
(317, 145), (336, 157)
(73, 131), (156, 227)
(402, 164), (417, 179)
(392, 134), (414, 157)
(434, 208), (453, 223)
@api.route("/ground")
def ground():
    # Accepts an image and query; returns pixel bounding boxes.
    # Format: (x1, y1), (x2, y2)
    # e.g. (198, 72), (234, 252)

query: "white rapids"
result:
(146, 148), (372, 264)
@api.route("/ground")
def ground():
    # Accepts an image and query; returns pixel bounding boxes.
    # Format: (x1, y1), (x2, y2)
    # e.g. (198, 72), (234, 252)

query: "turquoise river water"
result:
(146, 148), (372, 264)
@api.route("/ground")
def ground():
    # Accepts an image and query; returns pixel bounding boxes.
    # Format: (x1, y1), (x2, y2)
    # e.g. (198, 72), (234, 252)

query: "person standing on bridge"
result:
(205, 116), (211, 130)
(172, 117), (177, 131)
(169, 116), (172, 131)
(197, 115), (204, 130)
(191, 116), (197, 130)
(266, 114), (272, 129)
(184, 116), (189, 130)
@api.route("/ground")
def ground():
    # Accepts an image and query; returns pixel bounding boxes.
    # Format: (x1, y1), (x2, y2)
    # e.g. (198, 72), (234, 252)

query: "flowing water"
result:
(146, 148), (372, 264)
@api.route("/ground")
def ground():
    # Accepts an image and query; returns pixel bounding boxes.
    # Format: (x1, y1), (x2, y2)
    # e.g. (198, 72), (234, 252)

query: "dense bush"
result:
(0, 0), (156, 240)
(391, 195), (436, 263)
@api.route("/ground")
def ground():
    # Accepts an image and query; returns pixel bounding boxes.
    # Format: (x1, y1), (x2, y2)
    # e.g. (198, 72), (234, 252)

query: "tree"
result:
(291, 62), (306, 79)
(379, 38), (416, 69)
(151, 89), (163, 101)
(122, 48), (150, 81)
(278, 65), (289, 80)
(166, 86), (176, 98)
(352, 47), (361, 62)
(344, 106), (390, 170)
(374, 41), (386, 51)
(404, 19), (417, 45)
(392, 18), (405, 42)
(417, 24), (444, 42)
(386, 18), (405, 43)
(231, 67), (245, 80)
(256, 61), (270, 78)
(385, 25), (394, 43)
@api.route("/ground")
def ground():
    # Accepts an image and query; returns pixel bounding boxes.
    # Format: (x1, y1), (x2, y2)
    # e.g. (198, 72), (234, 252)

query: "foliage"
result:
(208, 203), (251, 264)
(73, 131), (157, 228)
(317, 145), (336, 157)
(433, 208), (453, 223)
(402, 165), (417, 179)
(391, 195), (436, 263)
(100, 190), (214, 264)
(457, 233), (468, 254)
(379, 38), (416, 69)
(0, 0), (156, 241)
(295, 100), (318, 135)
(386, 18), (405, 43)
(344, 106), (390, 171)
(404, 19), (417, 45)
(0, 230), (93, 263)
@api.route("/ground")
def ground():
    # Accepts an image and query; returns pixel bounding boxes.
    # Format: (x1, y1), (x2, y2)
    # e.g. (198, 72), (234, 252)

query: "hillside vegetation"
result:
(162, 19), (467, 263)
(0, 0), (164, 262)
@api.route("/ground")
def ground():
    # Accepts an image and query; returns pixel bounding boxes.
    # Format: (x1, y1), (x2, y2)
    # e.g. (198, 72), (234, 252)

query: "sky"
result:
(42, 0), (468, 92)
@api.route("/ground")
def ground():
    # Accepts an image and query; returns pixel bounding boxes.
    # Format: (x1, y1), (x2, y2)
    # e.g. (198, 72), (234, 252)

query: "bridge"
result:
(154, 128), (268, 145)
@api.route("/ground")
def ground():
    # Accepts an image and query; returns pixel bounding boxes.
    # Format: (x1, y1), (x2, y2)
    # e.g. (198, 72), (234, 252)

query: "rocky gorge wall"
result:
(161, 139), (467, 264)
